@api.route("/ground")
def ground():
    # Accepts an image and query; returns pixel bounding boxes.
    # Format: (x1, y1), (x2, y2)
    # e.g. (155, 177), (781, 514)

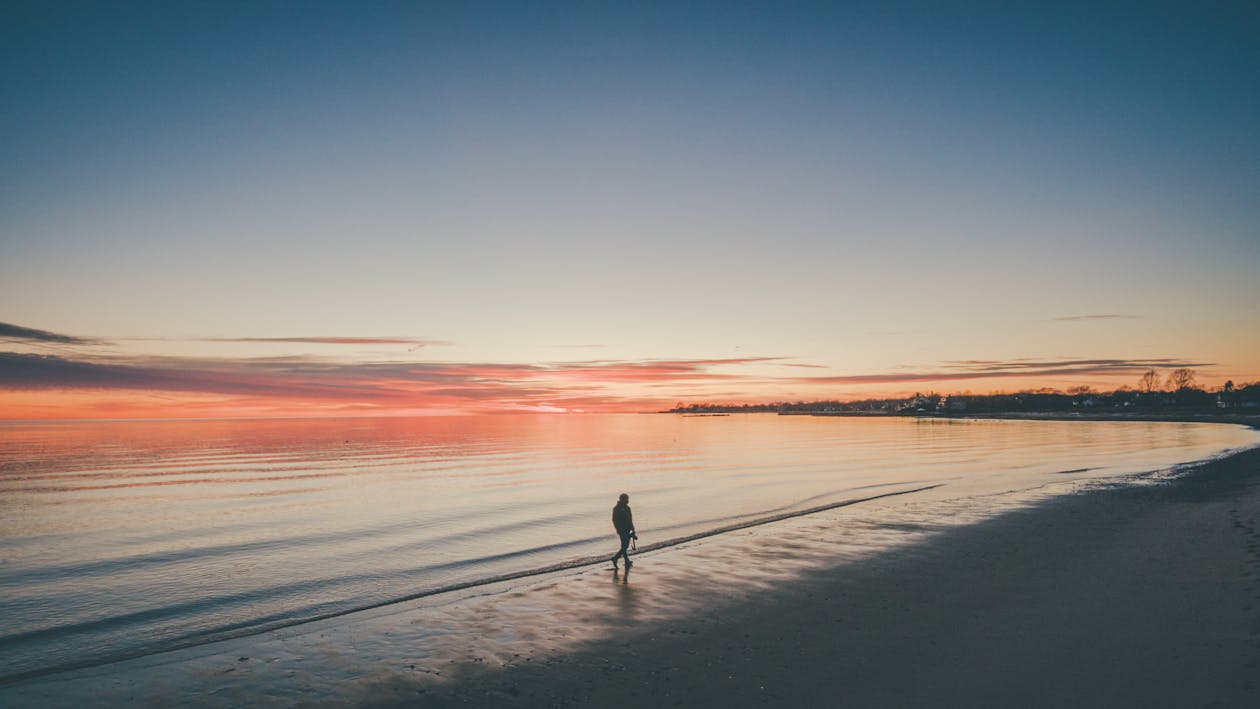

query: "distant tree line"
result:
(664, 369), (1260, 415)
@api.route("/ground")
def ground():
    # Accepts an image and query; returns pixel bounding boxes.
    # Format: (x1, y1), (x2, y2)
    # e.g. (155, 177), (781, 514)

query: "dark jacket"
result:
(612, 502), (634, 535)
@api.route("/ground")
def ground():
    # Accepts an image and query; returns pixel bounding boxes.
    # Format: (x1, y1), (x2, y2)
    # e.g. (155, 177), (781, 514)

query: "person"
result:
(611, 493), (636, 570)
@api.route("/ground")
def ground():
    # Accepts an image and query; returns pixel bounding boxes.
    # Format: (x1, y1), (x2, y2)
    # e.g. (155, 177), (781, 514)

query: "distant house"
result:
(903, 393), (936, 411)
(1218, 387), (1260, 410)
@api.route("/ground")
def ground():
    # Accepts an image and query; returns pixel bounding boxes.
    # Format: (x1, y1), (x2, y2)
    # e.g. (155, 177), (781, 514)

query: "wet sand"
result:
(373, 446), (1260, 708)
(4, 445), (1259, 707)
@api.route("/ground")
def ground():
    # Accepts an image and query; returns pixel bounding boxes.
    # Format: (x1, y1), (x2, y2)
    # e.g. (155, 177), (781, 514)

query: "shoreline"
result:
(0, 483), (943, 688)
(930, 411), (1260, 427)
(783, 410), (1260, 428)
(377, 444), (1260, 708)
(4, 427), (1258, 706)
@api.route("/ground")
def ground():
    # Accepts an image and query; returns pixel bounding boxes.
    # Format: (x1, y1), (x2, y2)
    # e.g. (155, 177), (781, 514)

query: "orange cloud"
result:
(0, 352), (778, 418)
(0, 332), (1222, 420)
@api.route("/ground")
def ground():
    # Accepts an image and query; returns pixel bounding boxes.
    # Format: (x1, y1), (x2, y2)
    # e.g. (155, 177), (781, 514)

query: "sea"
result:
(1, 414), (1256, 683)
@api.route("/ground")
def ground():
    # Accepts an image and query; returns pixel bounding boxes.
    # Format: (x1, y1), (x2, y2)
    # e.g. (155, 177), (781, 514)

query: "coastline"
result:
(3, 423), (1258, 707)
(379, 443), (1260, 708)
(785, 410), (1260, 428)
(929, 411), (1260, 427)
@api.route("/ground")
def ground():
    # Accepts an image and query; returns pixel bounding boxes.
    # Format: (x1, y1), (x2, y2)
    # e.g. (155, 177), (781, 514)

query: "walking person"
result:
(611, 493), (636, 570)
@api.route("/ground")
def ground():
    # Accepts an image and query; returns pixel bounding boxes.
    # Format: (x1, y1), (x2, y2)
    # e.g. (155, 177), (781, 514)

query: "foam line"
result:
(0, 483), (940, 685)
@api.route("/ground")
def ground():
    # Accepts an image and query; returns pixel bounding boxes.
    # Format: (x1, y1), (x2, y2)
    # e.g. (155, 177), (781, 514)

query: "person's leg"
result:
(613, 532), (630, 566)
(620, 532), (633, 569)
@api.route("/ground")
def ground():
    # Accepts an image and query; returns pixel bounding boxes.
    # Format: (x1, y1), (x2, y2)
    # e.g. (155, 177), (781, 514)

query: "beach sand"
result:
(369, 447), (1260, 708)
(5, 445), (1259, 707)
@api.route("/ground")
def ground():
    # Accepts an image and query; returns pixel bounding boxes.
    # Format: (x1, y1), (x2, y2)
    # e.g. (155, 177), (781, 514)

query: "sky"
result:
(2, 1), (1258, 418)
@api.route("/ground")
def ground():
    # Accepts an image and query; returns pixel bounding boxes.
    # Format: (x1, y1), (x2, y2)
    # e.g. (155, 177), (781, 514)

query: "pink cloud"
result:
(0, 352), (785, 416)
(0, 334), (1219, 419)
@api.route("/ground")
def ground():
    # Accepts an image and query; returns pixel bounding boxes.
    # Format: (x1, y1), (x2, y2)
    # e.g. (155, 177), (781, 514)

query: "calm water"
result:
(1, 414), (1256, 681)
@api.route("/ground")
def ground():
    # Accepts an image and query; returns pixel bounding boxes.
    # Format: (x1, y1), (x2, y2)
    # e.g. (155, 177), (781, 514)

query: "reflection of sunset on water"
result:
(2, 414), (1256, 682)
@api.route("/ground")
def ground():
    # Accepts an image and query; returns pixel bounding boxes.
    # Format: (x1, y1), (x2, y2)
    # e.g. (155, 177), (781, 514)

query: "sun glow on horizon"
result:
(2, 327), (1251, 420)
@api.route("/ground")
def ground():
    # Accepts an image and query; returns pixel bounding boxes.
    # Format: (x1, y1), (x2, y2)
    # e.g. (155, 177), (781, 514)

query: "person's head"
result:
(618, 493), (629, 504)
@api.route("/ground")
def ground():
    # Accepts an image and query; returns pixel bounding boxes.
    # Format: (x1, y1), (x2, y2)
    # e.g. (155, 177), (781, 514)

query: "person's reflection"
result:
(612, 567), (637, 620)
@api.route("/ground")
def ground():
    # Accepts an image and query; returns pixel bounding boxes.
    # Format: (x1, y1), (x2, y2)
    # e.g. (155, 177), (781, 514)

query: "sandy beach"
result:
(377, 445), (1260, 708)
(4, 440), (1258, 707)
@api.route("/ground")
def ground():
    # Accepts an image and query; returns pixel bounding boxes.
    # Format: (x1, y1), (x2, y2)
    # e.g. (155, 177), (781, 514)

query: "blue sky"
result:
(2, 1), (1258, 416)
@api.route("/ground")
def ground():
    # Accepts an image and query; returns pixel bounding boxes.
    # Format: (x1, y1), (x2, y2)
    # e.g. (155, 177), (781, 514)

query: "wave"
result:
(0, 483), (939, 685)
